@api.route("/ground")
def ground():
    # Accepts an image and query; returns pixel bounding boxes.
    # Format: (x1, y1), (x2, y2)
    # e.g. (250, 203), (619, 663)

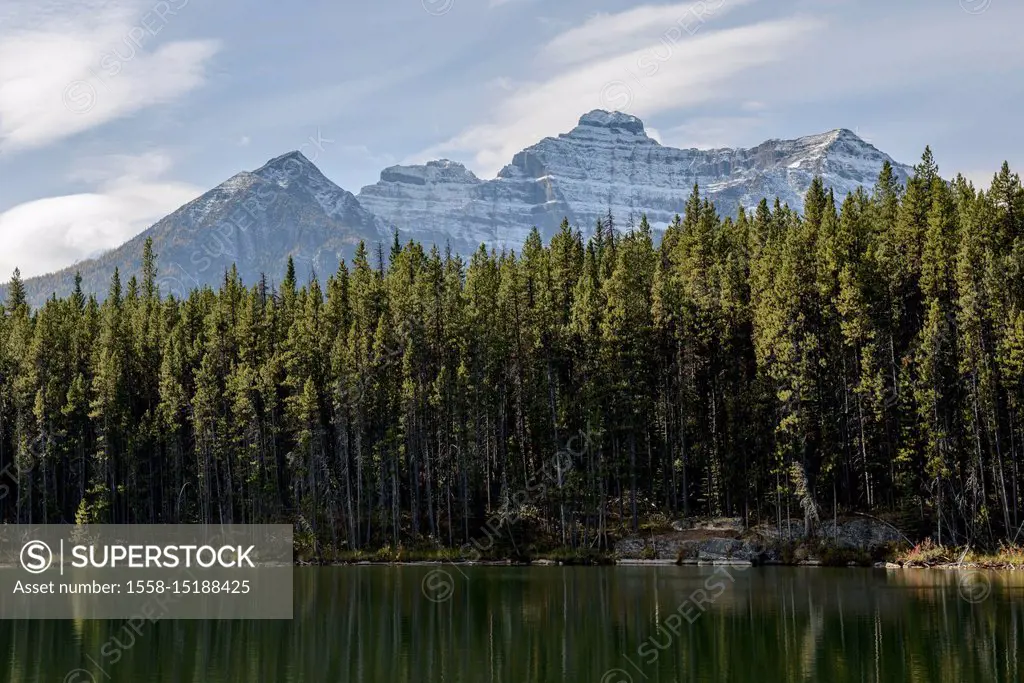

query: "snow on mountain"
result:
(18, 151), (387, 305)
(14, 111), (915, 305)
(357, 159), (487, 247)
(359, 110), (913, 246)
(147, 150), (388, 293)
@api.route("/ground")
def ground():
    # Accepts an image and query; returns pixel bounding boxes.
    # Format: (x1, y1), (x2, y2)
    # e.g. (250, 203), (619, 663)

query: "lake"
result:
(3, 566), (1022, 682)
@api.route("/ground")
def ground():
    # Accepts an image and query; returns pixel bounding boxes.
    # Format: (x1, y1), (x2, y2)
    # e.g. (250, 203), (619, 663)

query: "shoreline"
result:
(1, 558), (1014, 571)
(296, 558), (1022, 571)
(295, 519), (1024, 571)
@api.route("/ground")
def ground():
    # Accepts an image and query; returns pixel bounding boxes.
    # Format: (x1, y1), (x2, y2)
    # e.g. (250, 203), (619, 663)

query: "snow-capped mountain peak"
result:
(17, 111), (916, 305)
(575, 109), (649, 136)
(377, 159), (482, 186)
(17, 151), (388, 305)
(358, 110), (913, 249)
(254, 150), (323, 187)
(249, 149), (377, 224)
(764, 128), (904, 187)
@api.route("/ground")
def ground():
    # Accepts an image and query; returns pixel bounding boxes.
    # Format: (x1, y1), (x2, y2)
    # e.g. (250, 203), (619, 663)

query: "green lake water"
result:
(3, 566), (1022, 682)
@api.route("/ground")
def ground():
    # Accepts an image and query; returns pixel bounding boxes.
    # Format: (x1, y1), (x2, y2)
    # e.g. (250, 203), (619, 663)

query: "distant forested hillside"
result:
(2, 151), (1022, 554)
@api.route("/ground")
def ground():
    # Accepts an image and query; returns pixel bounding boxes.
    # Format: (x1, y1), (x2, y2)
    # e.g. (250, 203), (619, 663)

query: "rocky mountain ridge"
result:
(9, 110), (914, 305)
(357, 110), (912, 249)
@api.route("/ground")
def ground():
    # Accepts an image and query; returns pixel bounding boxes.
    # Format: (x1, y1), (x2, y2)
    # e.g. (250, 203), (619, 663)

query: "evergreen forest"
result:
(3, 151), (1024, 556)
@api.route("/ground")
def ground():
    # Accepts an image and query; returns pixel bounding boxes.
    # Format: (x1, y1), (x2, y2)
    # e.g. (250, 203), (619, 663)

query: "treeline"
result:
(2, 150), (1023, 552)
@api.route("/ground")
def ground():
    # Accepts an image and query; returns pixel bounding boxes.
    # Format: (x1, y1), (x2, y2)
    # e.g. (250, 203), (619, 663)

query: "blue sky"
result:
(0, 0), (1022, 278)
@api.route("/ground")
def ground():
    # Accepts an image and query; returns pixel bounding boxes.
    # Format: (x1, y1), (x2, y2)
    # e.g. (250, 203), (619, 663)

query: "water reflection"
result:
(2, 567), (1021, 682)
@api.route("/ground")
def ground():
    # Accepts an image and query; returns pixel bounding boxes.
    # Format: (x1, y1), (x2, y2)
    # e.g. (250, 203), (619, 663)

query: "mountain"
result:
(357, 110), (913, 247)
(15, 151), (387, 304)
(11, 110), (914, 305)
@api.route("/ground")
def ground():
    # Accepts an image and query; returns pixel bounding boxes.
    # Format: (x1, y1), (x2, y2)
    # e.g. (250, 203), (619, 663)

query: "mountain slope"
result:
(17, 151), (387, 305)
(358, 110), (913, 246)
(12, 111), (915, 305)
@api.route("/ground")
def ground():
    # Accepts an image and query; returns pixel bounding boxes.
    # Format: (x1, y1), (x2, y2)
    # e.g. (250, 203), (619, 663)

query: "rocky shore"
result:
(614, 516), (905, 567)
(610, 516), (1022, 570)
(304, 515), (1021, 569)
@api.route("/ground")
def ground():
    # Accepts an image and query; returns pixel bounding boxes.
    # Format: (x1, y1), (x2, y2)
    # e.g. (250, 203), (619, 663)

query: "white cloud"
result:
(0, 152), (201, 279)
(539, 0), (756, 68)
(413, 2), (1024, 181)
(414, 9), (821, 177)
(748, 6), (1024, 109)
(0, 0), (219, 153)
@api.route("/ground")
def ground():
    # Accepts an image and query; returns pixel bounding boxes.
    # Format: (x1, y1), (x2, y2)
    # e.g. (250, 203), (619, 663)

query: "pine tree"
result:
(4, 269), (27, 312)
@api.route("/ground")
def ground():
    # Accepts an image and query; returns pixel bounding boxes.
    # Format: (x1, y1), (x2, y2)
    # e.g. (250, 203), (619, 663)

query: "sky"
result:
(0, 0), (1022, 279)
